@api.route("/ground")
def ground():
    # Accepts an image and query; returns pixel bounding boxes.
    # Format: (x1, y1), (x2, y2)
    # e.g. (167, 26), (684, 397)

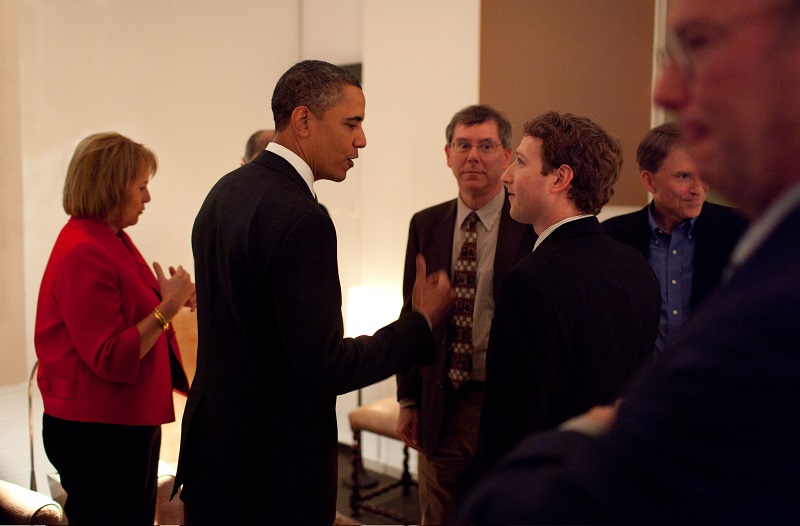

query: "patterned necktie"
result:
(448, 212), (479, 389)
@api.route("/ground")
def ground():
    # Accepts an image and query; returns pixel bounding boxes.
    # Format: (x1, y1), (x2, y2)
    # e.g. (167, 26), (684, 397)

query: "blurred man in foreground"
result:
(457, 1), (800, 523)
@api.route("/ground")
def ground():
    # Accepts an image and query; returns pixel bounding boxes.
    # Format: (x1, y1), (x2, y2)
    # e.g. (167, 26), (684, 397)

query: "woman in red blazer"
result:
(34, 132), (195, 525)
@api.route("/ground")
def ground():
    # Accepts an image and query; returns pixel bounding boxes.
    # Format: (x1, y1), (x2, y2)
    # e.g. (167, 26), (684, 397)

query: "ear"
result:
(641, 170), (656, 194)
(551, 164), (574, 194)
(445, 143), (453, 169)
(290, 106), (312, 138)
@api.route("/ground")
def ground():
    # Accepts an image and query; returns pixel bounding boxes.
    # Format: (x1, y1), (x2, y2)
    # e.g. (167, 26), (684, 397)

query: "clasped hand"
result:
(411, 254), (454, 328)
(153, 262), (196, 314)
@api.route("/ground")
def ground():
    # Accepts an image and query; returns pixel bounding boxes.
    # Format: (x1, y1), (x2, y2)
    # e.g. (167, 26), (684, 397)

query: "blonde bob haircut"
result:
(63, 132), (158, 225)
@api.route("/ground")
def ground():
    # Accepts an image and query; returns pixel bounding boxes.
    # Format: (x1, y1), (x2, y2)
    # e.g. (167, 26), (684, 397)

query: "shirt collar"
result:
(456, 190), (505, 230)
(728, 180), (800, 272)
(533, 214), (593, 251)
(647, 201), (698, 236)
(266, 142), (316, 198)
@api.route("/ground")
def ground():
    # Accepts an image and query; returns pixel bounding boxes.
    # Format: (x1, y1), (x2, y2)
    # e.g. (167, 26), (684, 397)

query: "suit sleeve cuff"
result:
(412, 307), (432, 330)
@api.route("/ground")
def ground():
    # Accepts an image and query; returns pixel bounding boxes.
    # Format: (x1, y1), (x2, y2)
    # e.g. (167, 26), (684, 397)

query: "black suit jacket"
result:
(602, 202), (748, 311)
(174, 150), (434, 525)
(472, 217), (660, 475)
(457, 205), (800, 526)
(396, 193), (536, 457)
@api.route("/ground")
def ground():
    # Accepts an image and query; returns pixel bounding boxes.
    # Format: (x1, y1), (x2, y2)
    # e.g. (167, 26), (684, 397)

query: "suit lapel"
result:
(632, 206), (652, 256)
(117, 229), (160, 293)
(252, 149), (316, 203)
(75, 219), (151, 289)
(430, 200), (457, 277)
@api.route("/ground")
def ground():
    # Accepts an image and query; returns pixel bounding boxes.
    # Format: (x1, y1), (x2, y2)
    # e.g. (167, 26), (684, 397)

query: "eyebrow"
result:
(344, 116), (364, 123)
(454, 138), (497, 143)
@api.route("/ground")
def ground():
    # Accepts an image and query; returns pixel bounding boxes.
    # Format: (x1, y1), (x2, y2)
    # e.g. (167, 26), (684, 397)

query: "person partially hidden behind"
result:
(470, 111), (661, 479)
(174, 60), (453, 525)
(602, 122), (747, 357)
(241, 128), (330, 216)
(396, 105), (536, 525)
(457, 0), (800, 523)
(35, 132), (195, 525)
(240, 129), (275, 166)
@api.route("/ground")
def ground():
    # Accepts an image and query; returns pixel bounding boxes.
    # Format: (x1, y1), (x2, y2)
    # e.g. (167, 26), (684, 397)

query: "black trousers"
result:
(42, 414), (161, 526)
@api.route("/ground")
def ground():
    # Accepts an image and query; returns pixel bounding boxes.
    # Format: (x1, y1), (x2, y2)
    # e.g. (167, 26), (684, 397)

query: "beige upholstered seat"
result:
(0, 479), (63, 525)
(349, 396), (403, 440)
(347, 396), (416, 524)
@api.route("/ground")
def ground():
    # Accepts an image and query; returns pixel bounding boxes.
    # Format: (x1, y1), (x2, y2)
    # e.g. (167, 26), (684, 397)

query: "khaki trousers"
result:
(418, 384), (483, 525)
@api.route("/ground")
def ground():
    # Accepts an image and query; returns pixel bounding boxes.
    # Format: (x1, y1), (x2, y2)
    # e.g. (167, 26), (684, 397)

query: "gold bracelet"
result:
(152, 308), (170, 331)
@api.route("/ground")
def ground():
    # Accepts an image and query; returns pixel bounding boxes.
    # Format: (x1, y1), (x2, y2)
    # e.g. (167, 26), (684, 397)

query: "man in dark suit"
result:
(456, 1), (800, 523)
(602, 122), (747, 356)
(239, 128), (330, 216)
(471, 111), (661, 478)
(174, 60), (453, 525)
(395, 105), (536, 525)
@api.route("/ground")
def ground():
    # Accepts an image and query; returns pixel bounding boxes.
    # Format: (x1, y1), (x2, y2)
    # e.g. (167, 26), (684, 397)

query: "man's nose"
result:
(653, 60), (689, 113)
(690, 177), (708, 194)
(355, 127), (367, 148)
(501, 164), (513, 184)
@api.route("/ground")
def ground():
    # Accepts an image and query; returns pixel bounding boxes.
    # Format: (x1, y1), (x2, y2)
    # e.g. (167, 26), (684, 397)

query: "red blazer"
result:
(35, 217), (188, 426)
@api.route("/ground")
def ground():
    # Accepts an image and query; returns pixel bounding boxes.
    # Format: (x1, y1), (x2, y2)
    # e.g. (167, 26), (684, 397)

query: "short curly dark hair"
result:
(523, 111), (623, 215)
(271, 60), (362, 131)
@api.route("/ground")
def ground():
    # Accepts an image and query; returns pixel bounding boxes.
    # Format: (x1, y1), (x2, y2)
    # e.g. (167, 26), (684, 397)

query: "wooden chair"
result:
(347, 396), (416, 524)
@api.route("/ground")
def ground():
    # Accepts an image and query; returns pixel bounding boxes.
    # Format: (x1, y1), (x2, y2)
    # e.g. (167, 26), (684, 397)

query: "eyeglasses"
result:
(450, 139), (501, 155)
(658, 2), (794, 79)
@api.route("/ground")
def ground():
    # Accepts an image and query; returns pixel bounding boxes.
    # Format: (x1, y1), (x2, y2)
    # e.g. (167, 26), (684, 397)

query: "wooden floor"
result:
(336, 443), (421, 525)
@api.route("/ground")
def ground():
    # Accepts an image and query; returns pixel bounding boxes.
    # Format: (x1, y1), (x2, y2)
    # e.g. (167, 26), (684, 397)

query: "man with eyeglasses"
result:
(395, 104), (536, 525)
(456, 1), (800, 523)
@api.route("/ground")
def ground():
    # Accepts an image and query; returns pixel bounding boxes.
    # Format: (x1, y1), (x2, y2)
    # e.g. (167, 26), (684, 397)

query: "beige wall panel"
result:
(480, 0), (655, 206)
(1, 0), (27, 385)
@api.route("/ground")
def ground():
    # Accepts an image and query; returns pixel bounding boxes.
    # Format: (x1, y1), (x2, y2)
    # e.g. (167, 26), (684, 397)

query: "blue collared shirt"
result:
(648, 204), (697, 357)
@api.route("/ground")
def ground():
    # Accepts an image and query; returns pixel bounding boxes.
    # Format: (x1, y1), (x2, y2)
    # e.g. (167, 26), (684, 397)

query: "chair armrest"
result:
(0, 479), (63, 525)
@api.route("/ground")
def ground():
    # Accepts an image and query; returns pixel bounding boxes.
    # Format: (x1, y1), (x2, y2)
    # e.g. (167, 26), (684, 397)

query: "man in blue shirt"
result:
(602, 123), (747, 357)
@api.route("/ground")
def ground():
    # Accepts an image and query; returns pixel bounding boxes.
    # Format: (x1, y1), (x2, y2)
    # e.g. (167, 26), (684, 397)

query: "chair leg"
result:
(347, 432), (417, 524)
(349, 429), (362, 517)
(400, 445), (412, 495)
